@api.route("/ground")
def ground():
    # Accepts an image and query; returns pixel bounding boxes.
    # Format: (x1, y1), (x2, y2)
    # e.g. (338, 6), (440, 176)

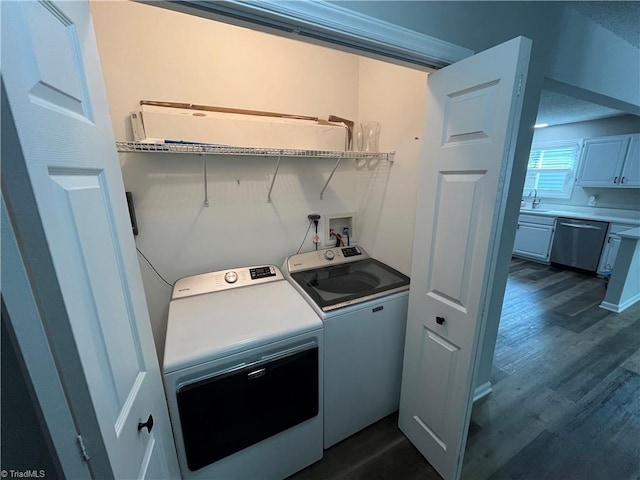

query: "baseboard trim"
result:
(473, 381), (492, 402)
(600, 293), (640, 313)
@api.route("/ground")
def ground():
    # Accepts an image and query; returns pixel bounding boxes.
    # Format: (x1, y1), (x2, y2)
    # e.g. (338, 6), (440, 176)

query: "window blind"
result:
(524, 142), (581, 198)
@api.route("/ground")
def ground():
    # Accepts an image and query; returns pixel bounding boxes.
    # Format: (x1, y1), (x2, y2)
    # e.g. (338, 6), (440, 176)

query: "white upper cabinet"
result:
(576, 134), (639, 187)
(620, 135), (640, 187)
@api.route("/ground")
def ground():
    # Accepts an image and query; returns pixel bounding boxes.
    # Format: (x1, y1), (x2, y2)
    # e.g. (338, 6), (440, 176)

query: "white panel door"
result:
(2, 2), (180, 478)
(399, 37), (531, 480)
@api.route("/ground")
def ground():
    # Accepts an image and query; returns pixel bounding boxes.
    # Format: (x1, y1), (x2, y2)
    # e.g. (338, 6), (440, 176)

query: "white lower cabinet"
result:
(597, 223), (635, 275)
(513, 214), (556, 263)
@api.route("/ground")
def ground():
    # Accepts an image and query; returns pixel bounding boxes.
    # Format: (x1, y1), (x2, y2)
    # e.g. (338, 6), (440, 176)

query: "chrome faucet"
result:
(528, 189), (541, 208)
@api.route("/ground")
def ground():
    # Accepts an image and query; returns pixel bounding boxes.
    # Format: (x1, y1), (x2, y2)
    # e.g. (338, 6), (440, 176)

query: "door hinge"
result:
(516, 74), (523, 96)
(77, 434), (90, 462)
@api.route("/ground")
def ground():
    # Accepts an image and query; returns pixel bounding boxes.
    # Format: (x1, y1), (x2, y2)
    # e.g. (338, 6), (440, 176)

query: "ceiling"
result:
(568, 1), (640, 49)
(536, 2), (640, 127)
(536, 90), (628, 127)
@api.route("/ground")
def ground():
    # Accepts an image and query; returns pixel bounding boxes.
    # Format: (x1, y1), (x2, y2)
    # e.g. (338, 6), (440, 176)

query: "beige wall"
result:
(356, 57), (427, 272)
(91, 1), (360, 140)
(91, 1), (428, 358)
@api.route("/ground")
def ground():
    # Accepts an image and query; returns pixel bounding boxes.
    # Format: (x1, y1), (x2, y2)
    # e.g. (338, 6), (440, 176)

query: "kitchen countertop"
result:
(519, 207), (640, 226)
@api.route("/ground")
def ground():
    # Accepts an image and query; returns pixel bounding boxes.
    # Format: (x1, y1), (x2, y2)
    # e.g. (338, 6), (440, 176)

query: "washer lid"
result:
(163, 279), (322, 374)
(288, 258), (410, 313)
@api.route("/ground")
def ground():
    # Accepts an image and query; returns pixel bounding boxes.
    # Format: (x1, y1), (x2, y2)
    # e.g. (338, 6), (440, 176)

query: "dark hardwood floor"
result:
(288, 259), (640, 480)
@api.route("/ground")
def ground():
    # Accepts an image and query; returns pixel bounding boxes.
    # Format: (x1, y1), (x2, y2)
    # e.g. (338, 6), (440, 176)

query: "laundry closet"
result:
(7, 0), (639, 478)
(90, 1), (430, 357)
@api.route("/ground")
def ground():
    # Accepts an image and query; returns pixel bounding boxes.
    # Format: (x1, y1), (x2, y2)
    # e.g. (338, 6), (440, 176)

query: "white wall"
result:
(533, 114), (640, 143)
(91, 1), (428, 358)
(333, 1), (639, 115)
(531, 114), (640, 210)
(551, 7), (640, 113)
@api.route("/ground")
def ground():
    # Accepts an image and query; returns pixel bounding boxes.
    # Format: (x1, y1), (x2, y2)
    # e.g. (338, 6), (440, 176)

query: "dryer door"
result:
(176, 343), (319, 471)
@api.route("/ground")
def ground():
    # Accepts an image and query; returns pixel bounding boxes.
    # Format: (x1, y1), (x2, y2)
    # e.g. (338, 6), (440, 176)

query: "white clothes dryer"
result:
(163, 265), (323, 479)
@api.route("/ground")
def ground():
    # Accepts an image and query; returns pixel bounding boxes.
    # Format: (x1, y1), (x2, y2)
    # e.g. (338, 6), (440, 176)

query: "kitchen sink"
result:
(520, 208), (550, 213)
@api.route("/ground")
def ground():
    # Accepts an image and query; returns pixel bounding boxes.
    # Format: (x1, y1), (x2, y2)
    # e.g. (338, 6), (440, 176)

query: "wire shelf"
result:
(115, 141), (394, 205)
(115, 141), (393, 160)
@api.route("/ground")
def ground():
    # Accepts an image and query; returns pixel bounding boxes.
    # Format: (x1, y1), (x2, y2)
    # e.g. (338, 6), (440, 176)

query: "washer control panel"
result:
(341, 247), (362, 258)
(172, 265), (283, 299)
(286, 246), (368, 273)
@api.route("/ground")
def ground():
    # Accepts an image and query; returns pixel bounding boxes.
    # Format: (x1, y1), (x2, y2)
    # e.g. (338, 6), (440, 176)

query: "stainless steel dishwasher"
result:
(550, 217), (609, 272)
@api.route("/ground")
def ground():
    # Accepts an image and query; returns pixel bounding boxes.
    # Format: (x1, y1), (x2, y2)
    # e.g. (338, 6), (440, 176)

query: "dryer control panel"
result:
(172, 265), (283, 299)
(250, 266), (277, 280)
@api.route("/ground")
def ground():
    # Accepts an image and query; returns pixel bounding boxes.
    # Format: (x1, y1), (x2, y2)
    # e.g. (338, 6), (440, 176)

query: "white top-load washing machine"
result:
(163, 265), (323, 479)
(283, 246), (410, 448)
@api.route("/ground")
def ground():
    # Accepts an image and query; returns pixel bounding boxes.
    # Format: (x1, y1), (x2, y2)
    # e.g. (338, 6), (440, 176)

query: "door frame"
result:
(157, 0), (474, 69)
(1, 86), (113, 479)
(2, 2), (542, 476)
